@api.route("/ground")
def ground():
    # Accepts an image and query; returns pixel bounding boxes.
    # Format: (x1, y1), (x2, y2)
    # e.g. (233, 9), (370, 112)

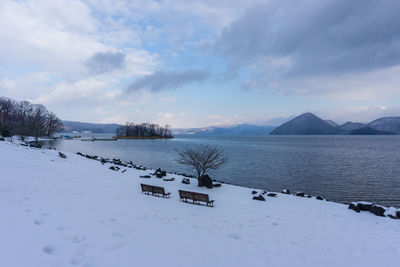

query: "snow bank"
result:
(0, 141), (399, 267)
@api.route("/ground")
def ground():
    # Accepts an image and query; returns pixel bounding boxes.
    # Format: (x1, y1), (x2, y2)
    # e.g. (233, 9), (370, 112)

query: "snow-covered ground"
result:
(1, 141), (399, 267)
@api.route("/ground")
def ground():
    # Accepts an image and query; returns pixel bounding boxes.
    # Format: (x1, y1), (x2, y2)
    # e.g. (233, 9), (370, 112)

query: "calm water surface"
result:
(43, 135), (400, 208)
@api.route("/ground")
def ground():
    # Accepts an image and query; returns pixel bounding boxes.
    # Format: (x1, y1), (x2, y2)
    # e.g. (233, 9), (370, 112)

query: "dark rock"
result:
(161, 171), (167, 177)
(348, 203), (360, 213)
(153, 168), (162, 175)
(388, 214), (400, 219)
(140, 175), (151, 178)
(163, 178), (175, 181)
(76, 152), (84, 156)
(356, 202), (373, 211)
(370, 205), (386, 217)
(121, 169), (127, 173)
(267, 193), (277, 197)
(182, 178), (190, 184)
(295, 192), (305, 197)
(316, 196), (324, 200)
(200, 175), (213, 189)
(20, 142), (28, 147)
(212, 183), (222, 187)
(109, 166), (116, 171)
(253, 195), (266, 201)
(155, 173), (163, 178)
(252, 191), (257, 195)
(281, 189), (290, 194)
(58, 152), (66, 159)
(306, 195), (312, 198)
(100, 158), (107, 164)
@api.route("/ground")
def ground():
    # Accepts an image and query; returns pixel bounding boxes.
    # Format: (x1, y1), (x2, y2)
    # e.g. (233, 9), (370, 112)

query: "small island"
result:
(115, 122), (173, 139)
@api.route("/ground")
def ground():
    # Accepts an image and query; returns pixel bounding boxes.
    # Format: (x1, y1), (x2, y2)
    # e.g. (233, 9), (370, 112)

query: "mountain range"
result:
(271, 113), (400, 135)
(61, 113), (400, 136)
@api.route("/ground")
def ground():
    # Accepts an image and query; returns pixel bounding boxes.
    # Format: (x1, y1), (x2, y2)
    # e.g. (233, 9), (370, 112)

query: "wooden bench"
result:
(178, 190), (214, 207)
(141, 184), (171, 198)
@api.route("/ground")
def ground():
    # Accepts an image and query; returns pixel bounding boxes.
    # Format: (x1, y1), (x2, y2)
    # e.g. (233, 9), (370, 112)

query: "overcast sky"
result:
(1, 0), (400, 127)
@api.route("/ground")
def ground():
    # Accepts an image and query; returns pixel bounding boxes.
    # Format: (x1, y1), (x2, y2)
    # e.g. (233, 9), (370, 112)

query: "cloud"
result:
(216, 0), (400, 75)
(85, 52), (126, 75)
(127, 70), (209, 92)
(212, 0), (400, 97)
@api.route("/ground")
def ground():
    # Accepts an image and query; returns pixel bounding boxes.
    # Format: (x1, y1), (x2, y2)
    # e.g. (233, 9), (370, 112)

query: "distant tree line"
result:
(116, 122), (172, 138)
(0, 97), (63, 138)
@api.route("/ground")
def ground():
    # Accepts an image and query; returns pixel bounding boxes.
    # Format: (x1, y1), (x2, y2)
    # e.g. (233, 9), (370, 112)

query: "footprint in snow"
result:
(112, 232), (124, 238)
(42, 246), (56, 255)
(57, 226), (72, 231)
(228, 233), (242, 240)
(34, 220), (44, 226)
(64, 235), (86, 243)
(102, 242), (125, 252)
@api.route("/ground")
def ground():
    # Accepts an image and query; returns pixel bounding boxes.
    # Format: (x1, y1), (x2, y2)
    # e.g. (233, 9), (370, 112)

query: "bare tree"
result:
(176, 144), (227, 186)
(0, 96), (63, 138)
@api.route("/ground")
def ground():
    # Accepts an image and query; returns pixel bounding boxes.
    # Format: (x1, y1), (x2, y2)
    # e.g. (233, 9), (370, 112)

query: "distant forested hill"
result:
(62, 121), (122, 133)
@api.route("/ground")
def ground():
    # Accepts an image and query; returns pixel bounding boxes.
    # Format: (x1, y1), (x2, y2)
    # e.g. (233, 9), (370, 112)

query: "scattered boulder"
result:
(316, 196), (324, 200)
(140, 175), (151, 178)
(155, 173), (163, 178)
(253, 195), (265, 201)
(212, 183), (222, 187)
(163, 178), (175, 182)
(121, 169), (127, 173)
(357, 202), (373, 211)
(251, 191), (257, 195)
(153, 168), (162, 175)
(262, 191), (267, 195)
(58, 152), (66, 159)
(306, 195), (312, 198)
(181, 178), (190, 184)
(76, 152), (84, 156)
(348, 203), (360, 213)
(384, 207), (400, 219)
(267, 193), (277, 197)
(370, 205), (386, 217)
(109, 166), (116, 171)
(29, 142), (42, 148)
(200, 175), (213, 189)
(282, 189), (290, 194)
(161, 171), (167, 177)
(295, 192), (305, 197)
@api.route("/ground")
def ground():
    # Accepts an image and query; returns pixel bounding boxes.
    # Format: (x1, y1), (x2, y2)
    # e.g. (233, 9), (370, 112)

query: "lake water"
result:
(42, 135), (400, 208)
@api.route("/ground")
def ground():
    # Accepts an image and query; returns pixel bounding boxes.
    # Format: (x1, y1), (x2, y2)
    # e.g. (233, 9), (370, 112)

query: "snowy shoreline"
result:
(1, 141), (400, 267)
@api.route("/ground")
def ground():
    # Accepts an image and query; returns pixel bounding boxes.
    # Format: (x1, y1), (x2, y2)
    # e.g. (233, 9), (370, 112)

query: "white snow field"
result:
(1, 141), (399, 267)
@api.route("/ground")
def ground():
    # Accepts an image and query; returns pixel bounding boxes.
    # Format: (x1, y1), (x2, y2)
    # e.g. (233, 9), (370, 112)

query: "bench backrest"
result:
(152, 185), (166, 194)
(141, 184), (166, 194)
(179, 190), (194, 200)
(141, 184), (152, 192)
(193, 192), (210, 202)
(179, 190), (210, 202)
